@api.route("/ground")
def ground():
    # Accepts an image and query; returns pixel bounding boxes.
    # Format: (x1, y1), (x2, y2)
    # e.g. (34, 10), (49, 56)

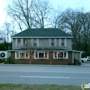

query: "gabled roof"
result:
(12, 28), (72, 38)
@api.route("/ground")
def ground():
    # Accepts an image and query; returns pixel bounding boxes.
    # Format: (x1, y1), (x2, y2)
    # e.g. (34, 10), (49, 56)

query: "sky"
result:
(0, 0), (90, 27)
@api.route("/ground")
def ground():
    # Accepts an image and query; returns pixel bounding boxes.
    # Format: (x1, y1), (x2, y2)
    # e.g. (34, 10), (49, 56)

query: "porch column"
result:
(49, 51), (53, 64)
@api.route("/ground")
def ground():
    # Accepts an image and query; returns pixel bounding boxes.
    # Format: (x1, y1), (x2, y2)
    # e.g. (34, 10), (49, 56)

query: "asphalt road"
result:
(0, 64), (90, 86)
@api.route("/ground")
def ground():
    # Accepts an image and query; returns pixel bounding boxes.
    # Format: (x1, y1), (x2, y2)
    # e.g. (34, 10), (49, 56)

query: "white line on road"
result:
(20, 76), (70, 79)
(0, 70), (90, 74)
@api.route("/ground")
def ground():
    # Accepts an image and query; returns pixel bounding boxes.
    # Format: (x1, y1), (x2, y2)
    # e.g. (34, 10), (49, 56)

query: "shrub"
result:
(68, 62), (74, 65)
(4, 57), (15, 64)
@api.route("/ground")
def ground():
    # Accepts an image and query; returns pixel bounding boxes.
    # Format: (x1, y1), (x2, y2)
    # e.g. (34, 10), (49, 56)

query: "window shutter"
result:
(31, 39), (33, 46)
(37, 38), (39, 46)
(55, 39), (56, 46)
(59, 39), (61, 46)
(21, 39), (23, 46)
(65, 39), (67, 46)
(49, 39), (51, 46)
(15, 39), (17, 46)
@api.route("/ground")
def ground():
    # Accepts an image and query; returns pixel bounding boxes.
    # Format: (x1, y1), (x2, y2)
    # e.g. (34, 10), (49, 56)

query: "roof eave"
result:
(12, 36), (73, 38)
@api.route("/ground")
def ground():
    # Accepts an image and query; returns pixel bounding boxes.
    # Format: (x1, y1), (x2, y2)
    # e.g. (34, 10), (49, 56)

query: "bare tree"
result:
(30, 0), (52, 28)
(78, 12), (90, 41)
(59, 8), (82, 50)
(2, 21), (17, 42)
(7, 0), (33, 31)
(78, 12), (90, 54)
(0, 30), (4, 39)
(7, 0), (53, 30)
(51, 8), (65, 30)
(54, 8), (90, 55)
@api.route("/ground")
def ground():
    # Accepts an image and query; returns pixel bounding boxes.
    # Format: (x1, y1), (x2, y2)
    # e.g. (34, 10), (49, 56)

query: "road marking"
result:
(0, 70), (90, 74)
(20, 76), (70, 79)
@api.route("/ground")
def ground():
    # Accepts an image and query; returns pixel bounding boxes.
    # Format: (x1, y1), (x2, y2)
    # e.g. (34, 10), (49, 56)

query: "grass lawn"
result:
(0, 84), (89, 90)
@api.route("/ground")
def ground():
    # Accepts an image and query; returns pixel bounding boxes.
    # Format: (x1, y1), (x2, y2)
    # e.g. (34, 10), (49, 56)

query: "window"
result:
(33, 39), (37, 46)
(51, 39), (54, 46)
(53, 52), (68, 59)
(15, 51), (30, 59)
(61, 39), (65, 46)
(17, 39), (21, 46)
(16, 52), (19, 58)
(39, 53), (44, 58)
(34, 51), (49, 59)
(20, 52), (25, 58)
(23, 39), (27, 45)
(58, 52), (63, 58)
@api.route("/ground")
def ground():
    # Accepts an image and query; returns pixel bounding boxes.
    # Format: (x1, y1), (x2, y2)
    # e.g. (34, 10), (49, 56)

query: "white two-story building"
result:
(10, 28), (82, 65)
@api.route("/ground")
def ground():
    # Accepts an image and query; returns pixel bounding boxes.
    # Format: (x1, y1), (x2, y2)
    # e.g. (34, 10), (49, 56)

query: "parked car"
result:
(81, 56), (90, 62)
(87, 56), (90, 61)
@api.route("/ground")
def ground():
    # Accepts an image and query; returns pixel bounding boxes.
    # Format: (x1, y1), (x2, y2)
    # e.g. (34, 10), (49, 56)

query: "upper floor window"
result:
(61, 39), (65, 46)
(51, 39), (54, 46)
(32, 39), (39, 46)
(49, 39), (57, 46)
(23, 39), (27, 45)
(33, 39), (37, 46)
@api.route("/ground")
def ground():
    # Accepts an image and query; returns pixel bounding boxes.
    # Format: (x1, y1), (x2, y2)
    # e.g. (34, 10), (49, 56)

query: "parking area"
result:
(81, 61), (90, 66)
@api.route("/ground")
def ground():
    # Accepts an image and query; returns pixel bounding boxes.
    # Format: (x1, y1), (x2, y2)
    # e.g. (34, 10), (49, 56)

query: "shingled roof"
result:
(12, 28), (72, 38)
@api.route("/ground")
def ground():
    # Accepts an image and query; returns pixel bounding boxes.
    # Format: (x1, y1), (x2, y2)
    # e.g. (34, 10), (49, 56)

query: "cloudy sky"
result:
(0, 0), (90, 27)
